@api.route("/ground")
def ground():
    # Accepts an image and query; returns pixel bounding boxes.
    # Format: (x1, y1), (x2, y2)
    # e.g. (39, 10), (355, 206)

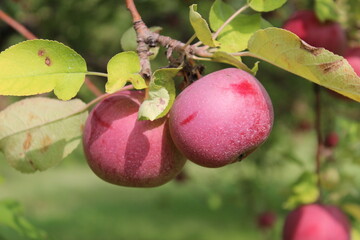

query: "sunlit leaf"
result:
(248, 28), (360, 102)
(138, 68), (180, 121)
(212, 51), (254, 74)
(283, 172), (319, 210)
(189, 4), (219, 47)
(343, 203), (360, 221)
(248, 0), (287, 12)
(0, 97), (88, 173)
(106, 51), (147, 93)
(210, 0), (261, 52)
(0, 40), (87, 100)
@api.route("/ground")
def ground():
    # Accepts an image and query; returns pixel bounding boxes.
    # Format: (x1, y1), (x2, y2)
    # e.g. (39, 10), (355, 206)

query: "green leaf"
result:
(212, 51), (254, 74)
(209, 0), (235, 31)
(248, 0), (287, 12)
(189, 4), (219, 47)
(120, 26), (162, 60)
(0, 97), (88, 173)
(248, 27), (360, 102)
(352, 228), (360, 240)
(0, 200), (47, 239)
(315, 0), (339, 22)
(0, 40), (87, 100)
(209, 1), (261, 52)
(120, 27), (138, 52)
(106, 51), (147, 93)
(283, 172), (319, 210)
(343, 203), (360, 221)
(261, 18), (273, 28)
(138, 68), (180, 121)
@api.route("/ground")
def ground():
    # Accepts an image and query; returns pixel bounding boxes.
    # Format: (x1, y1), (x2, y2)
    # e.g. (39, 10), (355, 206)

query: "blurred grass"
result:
(0, 149), (266, 240)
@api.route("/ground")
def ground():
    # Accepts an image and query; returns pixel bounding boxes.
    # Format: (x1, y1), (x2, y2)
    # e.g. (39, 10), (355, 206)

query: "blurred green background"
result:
(1, 0), (360, 239)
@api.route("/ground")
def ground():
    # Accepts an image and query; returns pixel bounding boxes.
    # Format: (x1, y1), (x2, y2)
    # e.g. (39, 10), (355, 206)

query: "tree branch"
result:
(0, 10), (37, 40)
(124, 0), (213, 82)
(314, 84), (323, 202)
(125, 0), (142, 22)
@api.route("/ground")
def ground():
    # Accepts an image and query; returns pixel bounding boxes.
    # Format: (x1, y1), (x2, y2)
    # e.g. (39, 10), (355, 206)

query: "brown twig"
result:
(125, 0), (142, 22)
(314, 84), (323, 202)
(0, 10), (37, 40)
(85, 78), (103, 97)
(124, 0), (212, 82)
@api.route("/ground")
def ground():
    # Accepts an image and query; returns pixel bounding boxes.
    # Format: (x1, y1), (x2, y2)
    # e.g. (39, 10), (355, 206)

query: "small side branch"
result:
(0, 10), (37, 40)
(314, 84), (323, 202)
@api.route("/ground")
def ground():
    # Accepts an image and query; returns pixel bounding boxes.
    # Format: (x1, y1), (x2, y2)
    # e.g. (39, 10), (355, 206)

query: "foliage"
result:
(0, 0), (359, 239)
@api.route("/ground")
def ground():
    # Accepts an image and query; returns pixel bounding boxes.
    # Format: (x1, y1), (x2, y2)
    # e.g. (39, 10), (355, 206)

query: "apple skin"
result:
(283, 204), (350, 240)
(169, 68), (274, 168)
(82, 90), (186, 187)
(257, 211), (277, 229)
(345, 47), (360, 76)
(283, 10), (347, 55)
(324, 131), (339, 148)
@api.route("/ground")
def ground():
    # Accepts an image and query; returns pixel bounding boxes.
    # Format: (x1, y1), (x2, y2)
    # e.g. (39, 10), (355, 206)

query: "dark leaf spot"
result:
(27, 158), (37, 171)
(159, 98), (166, 105)
(180, 111), (198, 126)
(23, 132), (32, 151)
(45, 57), (52, 66)
(300, 41), (323, 56)
(40, 135), (52, 153)
(28, 113), (38, 122)
(38, 49), (45, 56)
(319, 60), (343, 74)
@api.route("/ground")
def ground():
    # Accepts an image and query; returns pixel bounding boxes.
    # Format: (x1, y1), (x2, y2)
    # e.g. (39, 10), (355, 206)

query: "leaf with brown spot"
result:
(23, 132), (32, 151)
(248, 27), (360, 102)
(0, 97), (88, 173)
(0, 40), (87, 100)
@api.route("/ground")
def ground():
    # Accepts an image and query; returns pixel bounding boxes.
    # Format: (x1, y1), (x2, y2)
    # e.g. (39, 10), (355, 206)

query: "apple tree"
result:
(0, 0), (360, 239)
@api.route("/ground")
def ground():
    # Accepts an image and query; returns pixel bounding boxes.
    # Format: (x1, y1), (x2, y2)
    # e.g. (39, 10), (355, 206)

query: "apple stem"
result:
(212, 4), (250, 40)
(314, 84), (324, 202)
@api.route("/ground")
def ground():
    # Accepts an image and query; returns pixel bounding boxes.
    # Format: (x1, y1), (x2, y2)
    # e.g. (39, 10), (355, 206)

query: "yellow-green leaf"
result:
(343, 203), (360, 221)
(138, 68), (180, 121)
(0, 97), (88, 173)
(209, 0), (261, 52)
(106, 51), (147, 93)
(212, 51), (254, 74)
(0, 40), (87, 100)
(283, 172), (319, 210)
(189, 4), (219, 47)
(248, 28), (360, 102)
(248, 0), (287, 12)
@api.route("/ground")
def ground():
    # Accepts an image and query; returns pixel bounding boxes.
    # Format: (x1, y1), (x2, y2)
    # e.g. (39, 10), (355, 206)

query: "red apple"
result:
(283, 203), (350, 240)
(169, 68), (274, 168)
(345, 47), (360, 76)
(283, 10), (347, 55)
(82, 90), (186, 187)
(324, 131), (339, 148)
(257, 211), (277, 229)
